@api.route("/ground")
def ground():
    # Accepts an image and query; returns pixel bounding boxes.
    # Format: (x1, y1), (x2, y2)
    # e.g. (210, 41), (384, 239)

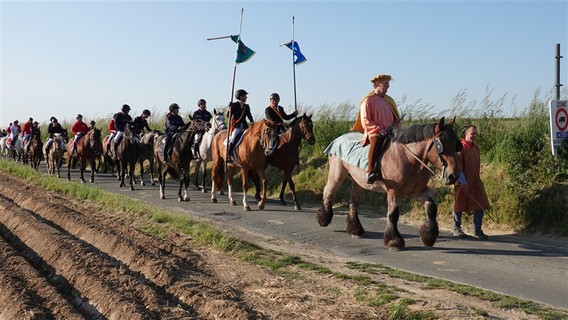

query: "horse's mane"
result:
(393, 122), (457, 144)
(393, 123), (437, 144)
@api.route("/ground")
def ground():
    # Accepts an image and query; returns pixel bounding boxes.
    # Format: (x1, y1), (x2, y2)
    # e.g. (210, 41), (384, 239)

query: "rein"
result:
(398, 137), (445, 180)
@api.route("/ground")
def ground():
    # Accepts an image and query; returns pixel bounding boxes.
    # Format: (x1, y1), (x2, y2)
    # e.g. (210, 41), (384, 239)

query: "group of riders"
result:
(2, 89), (299, 166)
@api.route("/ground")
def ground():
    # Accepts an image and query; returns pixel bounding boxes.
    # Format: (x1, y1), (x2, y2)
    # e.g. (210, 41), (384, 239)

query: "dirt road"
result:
(0, 167), (565, 319)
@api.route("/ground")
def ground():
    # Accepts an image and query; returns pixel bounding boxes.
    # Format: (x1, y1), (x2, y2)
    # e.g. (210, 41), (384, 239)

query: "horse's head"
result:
(292, 113), (316, 145)
(429, 117), (461, 185)
(188, 119), (211, 134)
(259, 119), (279, 156)
(211, 109), (227, 133)
(90, 128), (103, 156)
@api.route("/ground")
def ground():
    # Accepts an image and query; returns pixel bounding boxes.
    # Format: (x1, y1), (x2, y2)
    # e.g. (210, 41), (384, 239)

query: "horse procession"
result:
(1, 81), (467, 251)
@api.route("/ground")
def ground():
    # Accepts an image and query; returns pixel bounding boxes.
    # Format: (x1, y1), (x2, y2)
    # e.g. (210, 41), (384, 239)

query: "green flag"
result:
(230, 35), (255, 64)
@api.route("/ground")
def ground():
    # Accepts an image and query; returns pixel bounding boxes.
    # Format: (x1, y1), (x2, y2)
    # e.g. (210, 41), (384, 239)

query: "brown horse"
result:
(317, 117), (462, 250)
(153, 119), (211, 201)
(114, 123), (140, 191)
(46, 133), (67, 178)
(250, 113), (316, 210)
(210, 119), (279, 211)
(66, 128), (103, 183)
(27, 133), (43, 170)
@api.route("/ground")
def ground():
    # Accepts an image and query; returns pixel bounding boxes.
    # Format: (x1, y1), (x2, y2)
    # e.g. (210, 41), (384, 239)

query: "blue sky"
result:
(1, 0), (567, 128)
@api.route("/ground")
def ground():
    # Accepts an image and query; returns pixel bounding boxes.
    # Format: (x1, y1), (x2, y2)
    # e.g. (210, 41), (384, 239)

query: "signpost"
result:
(549, 99), (568, 156)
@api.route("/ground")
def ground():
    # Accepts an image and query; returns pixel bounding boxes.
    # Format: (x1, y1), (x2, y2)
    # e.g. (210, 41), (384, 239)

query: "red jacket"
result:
(108, 119), (116, 133)
(72, 121), (89, 136)
(22, 121), (32, 135)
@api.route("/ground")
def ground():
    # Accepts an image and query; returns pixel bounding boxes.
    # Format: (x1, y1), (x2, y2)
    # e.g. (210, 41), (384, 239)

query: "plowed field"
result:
(0, 169), (560, 319)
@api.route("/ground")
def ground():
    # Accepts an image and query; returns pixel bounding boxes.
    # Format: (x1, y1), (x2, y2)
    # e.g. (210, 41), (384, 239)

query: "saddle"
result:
(225, 130), (246, 164)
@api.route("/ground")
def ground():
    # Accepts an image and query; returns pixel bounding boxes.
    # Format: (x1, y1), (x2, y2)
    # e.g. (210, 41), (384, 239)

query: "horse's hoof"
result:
(202, 188), (207, 194)
(244, 206), (251, 211)
(388, 246), (402, 252)
(130, 186), (134, 191)
(141, 181), (146, 186)
(90, 180), (94, 183)
(211, 198), (217, 203)
(151, 182), (156, 186)
(220, 191), (225, 196)
(230, 200), (237, 206)
(178, 198), (183, 202)
(258, 204), (265, 210)
(295, 205), (302, 211)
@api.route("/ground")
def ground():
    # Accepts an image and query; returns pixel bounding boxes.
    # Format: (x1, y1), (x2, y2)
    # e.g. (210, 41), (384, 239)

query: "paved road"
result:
(56, 165), (568, 309)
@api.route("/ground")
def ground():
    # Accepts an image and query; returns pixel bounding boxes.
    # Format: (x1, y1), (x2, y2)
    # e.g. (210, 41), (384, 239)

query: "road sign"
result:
(549, 100), (568, 156)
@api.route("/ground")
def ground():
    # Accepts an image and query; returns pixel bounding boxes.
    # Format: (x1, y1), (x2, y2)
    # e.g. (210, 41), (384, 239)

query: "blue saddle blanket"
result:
(323, 132), (369, 170)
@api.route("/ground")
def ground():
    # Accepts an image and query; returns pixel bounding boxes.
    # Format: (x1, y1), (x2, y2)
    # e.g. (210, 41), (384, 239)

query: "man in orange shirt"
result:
(353, 74), (401, 184)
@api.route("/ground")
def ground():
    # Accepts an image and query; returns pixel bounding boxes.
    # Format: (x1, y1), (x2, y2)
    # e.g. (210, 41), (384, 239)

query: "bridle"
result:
(399, 134), (448, 180)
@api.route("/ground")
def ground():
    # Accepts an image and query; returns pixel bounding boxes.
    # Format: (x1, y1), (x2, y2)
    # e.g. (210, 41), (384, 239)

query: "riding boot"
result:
(112, 138), (119, 161)
(367, 135), (386, 184)
(226, 142), (234, 163)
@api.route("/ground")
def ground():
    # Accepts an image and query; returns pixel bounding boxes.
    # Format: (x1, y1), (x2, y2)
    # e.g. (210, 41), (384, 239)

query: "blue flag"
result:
(285, 41), (307, 65)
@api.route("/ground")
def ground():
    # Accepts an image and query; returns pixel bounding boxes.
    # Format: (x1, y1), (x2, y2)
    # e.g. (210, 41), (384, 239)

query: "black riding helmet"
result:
(235, 89), (248, 100)
(142, 109), (151, 116)
(122, 104), (131, 112)
(50, 116), (57, 122)
(270, 93), (280, 101)
(197, 99), (206, 106)
(169, 103), (180, 112)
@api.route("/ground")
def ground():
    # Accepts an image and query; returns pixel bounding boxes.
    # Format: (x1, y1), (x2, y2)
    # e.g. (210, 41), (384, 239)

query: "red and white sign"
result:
(549, 100), (568, 156)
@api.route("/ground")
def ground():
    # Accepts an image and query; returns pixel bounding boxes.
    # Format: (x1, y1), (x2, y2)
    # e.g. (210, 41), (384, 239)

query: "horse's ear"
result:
(448, 116), (456, 127)
(188, 114), (193, 121)
(435, 117), (445, 134)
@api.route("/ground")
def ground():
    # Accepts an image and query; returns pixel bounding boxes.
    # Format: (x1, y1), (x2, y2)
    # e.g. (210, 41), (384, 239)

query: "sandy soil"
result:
(0, 170), (559, 319)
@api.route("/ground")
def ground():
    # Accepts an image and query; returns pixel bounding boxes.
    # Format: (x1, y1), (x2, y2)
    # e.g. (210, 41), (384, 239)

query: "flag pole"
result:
(225, 8), (245, 172)
(291, 16), (298, 112)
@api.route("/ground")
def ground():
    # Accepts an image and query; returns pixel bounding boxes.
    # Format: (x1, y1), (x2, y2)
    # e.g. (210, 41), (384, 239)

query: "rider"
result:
(352, 74), (401, 184)
(264, 93), (298, 134)
(21, 117), (34, 154)
(88, 120), (96, 130)
(227, 89), (254, 162)
(31, 121), (41, 138)
(112, 104), (133, 160)
(71, 114), (89, 156)
(45, 116), (66, 153)
(191, 99), (212, 158)
(164, 103), (185, 164)
(132, 109), (153, 136)
(9, 120), (22, 147)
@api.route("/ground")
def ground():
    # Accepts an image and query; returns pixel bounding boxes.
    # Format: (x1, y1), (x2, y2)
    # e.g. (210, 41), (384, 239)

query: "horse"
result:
(114, 123), (140, 191)
(317, 117), (462, 250)
(27, 133), (43, 170)
(46, 133), (67, 178)
(0, 136), (8, 159)
(100, 135), (117, 176)
(3, 136), (23, 162)
(193, 108), (227, 193)
(210, 119), (279, 211)
(154, 119), (211, 201)
(135, 130), (163, 186)
(66, 128), (103, 183)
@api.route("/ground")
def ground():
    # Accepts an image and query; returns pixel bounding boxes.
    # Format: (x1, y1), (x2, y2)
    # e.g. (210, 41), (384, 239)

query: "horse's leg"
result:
(138, 159), (145, 186)
(258, 170), (268, 211)
(201, 160), (208, 193)
(119, 159), (125, 187)
(241, 169), (251, 211)
(177, 174), (184, 202)
(419, 195), (439, 247)
(227, 170), (236, 206)
(128, 160), (135, 191)
(149, 158), (155, 186)
(193, 160), (200, 188)
(383, 191), (405, 250)
(67, 155), (72, 181)
(158, 165), (166, 199)
(181, 171), (190, 202)
(89, 157), (96, 183)
(347, 183), (365, 237)
(210, 161), (223, 203)
(317, 157), (349, 227)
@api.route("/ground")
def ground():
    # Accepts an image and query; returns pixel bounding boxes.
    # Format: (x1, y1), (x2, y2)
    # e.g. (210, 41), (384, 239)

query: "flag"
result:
(230, 35), (255, 64)
(285, 41), (307, 65)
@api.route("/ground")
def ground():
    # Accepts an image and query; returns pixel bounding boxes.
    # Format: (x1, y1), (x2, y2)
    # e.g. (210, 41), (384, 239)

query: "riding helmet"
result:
(76, 114), (83, 119)
(197, 99), (206, 106)
(122, 104), (131, 112)
(50, 116), (57, 122)
(142, 109), (151, 116)
(235, 89), (248, 100)
(169, 103), (180, 112)
(270, 93), (280, 101)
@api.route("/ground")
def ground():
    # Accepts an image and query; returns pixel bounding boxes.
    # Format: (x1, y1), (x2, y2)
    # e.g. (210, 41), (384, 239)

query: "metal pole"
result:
(225, 8), (244, 173)
(555, 43), (563, 101)
(292, 16), (298, 112)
